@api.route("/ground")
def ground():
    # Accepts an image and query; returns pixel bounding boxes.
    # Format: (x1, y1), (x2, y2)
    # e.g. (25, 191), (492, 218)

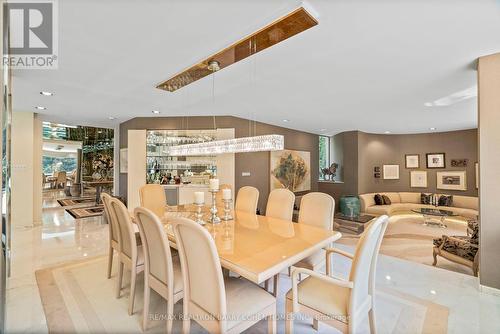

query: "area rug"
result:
(337, 212), (473, 275)
(35, 256), (448, 334)
(57, 197), (96, 207)
(66, 205), (104, 219)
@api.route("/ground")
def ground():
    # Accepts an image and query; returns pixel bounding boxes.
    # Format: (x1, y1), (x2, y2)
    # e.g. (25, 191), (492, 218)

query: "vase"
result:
(339, 195), (361, 217)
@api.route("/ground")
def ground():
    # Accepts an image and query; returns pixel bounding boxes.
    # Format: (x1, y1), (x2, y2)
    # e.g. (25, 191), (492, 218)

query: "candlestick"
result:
(222, 188), (231, 200)
(195, 203), (205, 225)
(209, 189), (221, 224)
(222, 199), (233, 221)
(209, 178), (219, 191)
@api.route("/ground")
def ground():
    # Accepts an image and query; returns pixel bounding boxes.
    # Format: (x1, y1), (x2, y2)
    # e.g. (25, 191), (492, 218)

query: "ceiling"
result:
(11, 0), (500, 135)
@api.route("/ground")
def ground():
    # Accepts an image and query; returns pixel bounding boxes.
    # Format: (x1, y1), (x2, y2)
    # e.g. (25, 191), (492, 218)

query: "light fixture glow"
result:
(35, 106), (47, 110)
(384, 131), (391, 134)
(40, 91), (54, 96)
(152, 110), (161, 114)
(430, 127), (436, 131)
(424, 85), (477, 107)
(108, 116), (116, 120)
(319, 128), (327, 132)
(166, 134), (284, 156)
(283, 119), (290, 122)
(385, 275), (391, 280)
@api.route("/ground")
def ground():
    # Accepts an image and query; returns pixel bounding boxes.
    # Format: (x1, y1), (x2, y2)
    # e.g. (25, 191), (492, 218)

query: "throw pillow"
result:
(374, 194), (384, 205)
(438, 195), (453, 207)
(382, 195), (392, 205)
(421, 193), (432, 205)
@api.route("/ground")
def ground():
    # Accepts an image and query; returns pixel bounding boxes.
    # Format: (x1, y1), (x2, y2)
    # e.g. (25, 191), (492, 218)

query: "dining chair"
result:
(109, 197), (145, 315)
(235, 186), (259, 214)
(171, 217), (277, 334)
(134, 207), (183, 332)
(285, 215), (389, 334)
(265, 188), (295, 221)
(139, 184), (167, 218)
(293, 192), (335, 273)
(101, 193), (121, 279)
(215, 184), (232, 207)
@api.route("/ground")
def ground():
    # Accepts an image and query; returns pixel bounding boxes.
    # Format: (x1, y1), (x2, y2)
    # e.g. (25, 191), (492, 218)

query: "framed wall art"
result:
(405, 154), (420, 169)
(119, 148), (128, 173)
(426, 153), (446, 169)
(436, 171), (467, 191)
(383, 164), (400, 180)
(270, 150), (311, 192)
(410, 170), (427, 188)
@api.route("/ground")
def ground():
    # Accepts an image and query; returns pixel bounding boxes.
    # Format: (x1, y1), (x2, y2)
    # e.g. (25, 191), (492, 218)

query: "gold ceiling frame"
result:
(156, 5), (318, 93)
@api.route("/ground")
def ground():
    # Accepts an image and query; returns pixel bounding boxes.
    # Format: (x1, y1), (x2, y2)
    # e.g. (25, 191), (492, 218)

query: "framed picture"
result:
(383, 164), (400, 180)
(475, 162), (479, 189)
(436, 171), (467, 191)
(426, 153), (446, 169)
(405, 154), (420, 169)
(451, 159), (468, 167)
(270, 150), (311, 192)
(410, 170), (427, 188)
(119, 148), (128, 173)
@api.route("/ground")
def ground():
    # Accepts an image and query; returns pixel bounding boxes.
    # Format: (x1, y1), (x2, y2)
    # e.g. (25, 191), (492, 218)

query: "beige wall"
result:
(119, 116), (319, 213)
(127, 130), (147, 211)
(478, 52), (500, 290)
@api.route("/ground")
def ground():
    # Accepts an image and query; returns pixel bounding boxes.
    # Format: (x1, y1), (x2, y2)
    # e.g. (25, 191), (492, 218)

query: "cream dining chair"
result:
(285, 215), (389, 334)
(139, 184), (167, 218)
(109, 197), (145, 315)
(266, 188), (295, 221)
(234, 186), (259, 214)
(293, 192), (335, 273)
(134, 207), (183, 332)
(101, 193), (120, 279)
(171, 217), (277, 334)
(264, 188), (295, 295)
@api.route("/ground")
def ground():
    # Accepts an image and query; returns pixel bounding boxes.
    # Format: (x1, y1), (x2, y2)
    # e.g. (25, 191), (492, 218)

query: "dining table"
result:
(131, 204), (342, 295)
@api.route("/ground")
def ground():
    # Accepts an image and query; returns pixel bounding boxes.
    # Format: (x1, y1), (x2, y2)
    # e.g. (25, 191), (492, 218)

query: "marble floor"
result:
(5, 191), (500, 333)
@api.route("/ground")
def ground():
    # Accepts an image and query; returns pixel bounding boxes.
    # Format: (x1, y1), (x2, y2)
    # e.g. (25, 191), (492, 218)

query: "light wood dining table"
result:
(131, 204), (342, 295)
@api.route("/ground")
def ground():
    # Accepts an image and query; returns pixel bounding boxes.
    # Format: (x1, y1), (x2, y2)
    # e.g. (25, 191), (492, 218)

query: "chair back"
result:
(235, 186), (259, 214)
(348, 215), (389, 313)
(109, 197), (137, 259)
(139, 184), (167, 218)
(298, 192), (335, 229)
(101, 193), (119, 243)
(172, 217), (226, 324)
(134, 207), (174, 287)
(215, 184), (232, 207)
(266, 188), (295, 221)
(57, 171), (67, 183)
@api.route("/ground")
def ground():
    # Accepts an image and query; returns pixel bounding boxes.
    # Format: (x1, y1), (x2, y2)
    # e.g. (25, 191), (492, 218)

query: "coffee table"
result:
(334, 213), (376, 234)
(411, 208), (458, 228)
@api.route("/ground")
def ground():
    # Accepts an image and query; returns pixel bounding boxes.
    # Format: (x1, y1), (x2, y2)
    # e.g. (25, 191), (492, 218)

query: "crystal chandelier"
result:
(166, 134), (284, 156)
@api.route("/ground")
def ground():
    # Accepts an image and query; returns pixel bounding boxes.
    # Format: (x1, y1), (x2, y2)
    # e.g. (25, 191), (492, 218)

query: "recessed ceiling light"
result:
(152, 110), (161, 114)
(282, 119), (290, 122)
(384, 131), (391, 134)
(108, 116), (116, 120)
(40, 91), (54, 96)
(429, 127), (436, 131)
(35, 106), (47, 110)
(319, 128), (327, 132)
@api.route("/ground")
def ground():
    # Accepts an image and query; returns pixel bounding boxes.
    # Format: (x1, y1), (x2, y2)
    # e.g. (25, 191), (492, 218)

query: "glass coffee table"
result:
(411, 208), (458, 228)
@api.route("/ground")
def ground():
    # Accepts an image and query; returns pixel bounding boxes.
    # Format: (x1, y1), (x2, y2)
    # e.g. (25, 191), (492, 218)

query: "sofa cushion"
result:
(452, 196), (478, 210)
(421, 193), (433, 205)
(382, 195), (391, 205)
(399, 192), (421, 204)
(380, 192), (401, 204)
(438, 195), (453, 207)
(359, 193), (376, 211)
(374, 194), (384, 205)
(365, 205), (393, 216)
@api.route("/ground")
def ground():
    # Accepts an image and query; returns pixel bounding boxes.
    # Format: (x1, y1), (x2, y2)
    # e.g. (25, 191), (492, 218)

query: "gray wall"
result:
(478, 53), (500, 289)
(119, 116), (319, 213)
(358, 129), (478, 197)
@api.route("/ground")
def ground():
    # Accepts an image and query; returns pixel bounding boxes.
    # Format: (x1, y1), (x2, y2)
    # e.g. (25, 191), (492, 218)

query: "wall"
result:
(119, 116), (319, 212)
(478, 52), (500, 290)
(358, 129), (478, 197)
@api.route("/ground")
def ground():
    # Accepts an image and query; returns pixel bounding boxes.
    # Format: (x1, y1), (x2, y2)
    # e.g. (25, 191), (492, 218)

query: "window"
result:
(319, 135), (330, 176)
(42, 156), (77, 175)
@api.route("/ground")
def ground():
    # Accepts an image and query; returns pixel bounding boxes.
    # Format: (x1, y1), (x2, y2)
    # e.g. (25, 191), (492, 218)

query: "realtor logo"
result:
(3, 0), (58, 69)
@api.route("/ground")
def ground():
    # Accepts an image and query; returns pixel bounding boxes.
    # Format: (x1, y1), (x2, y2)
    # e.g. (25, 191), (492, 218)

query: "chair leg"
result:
(369, 307), (377, 334)
(116, 261), (124, 298)
(268, 314), (276, 334)
(128, 269), (137, 315)
(182, 298), (190, 334)
(143, 284), (150, 331)
(166, 298), (174, 334)
(285, 299), (294, 334)
(107, 247), (113, 279)
(312, 318), (319, 330)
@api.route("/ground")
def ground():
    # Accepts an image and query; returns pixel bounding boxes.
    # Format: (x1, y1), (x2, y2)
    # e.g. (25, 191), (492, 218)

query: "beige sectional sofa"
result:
(359, 192), (478, 219)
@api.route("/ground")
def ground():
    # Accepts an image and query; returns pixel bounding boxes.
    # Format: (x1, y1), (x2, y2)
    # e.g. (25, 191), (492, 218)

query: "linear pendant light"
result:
(156, 6), (318, 92)
(166, 134), (284, 156)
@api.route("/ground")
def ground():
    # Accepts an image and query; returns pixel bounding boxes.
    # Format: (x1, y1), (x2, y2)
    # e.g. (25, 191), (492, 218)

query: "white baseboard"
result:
(480, 284), (500, 297)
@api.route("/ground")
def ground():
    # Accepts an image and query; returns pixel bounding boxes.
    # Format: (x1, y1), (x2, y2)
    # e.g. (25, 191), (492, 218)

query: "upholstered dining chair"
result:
(285, 215), (389, 334)
(215, 184), (232, 207)
(266, 188), (295, 221)
(139, 184), (167, 218)
(101, 193), (121, 279)
(109, 197), (145, 315)
(293, 192), (335, 273)
(171, 217), (277, 334)
(235, 186), (259, 214)
(134, 207), (183, 332)
(55, 171), (67, 189)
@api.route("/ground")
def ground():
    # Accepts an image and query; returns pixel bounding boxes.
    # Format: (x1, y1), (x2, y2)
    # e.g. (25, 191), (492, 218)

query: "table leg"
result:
(95, 185), (102, 204)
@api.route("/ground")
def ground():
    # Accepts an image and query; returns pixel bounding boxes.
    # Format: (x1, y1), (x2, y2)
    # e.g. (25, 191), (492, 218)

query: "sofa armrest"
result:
(358, 193), (375, 212)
